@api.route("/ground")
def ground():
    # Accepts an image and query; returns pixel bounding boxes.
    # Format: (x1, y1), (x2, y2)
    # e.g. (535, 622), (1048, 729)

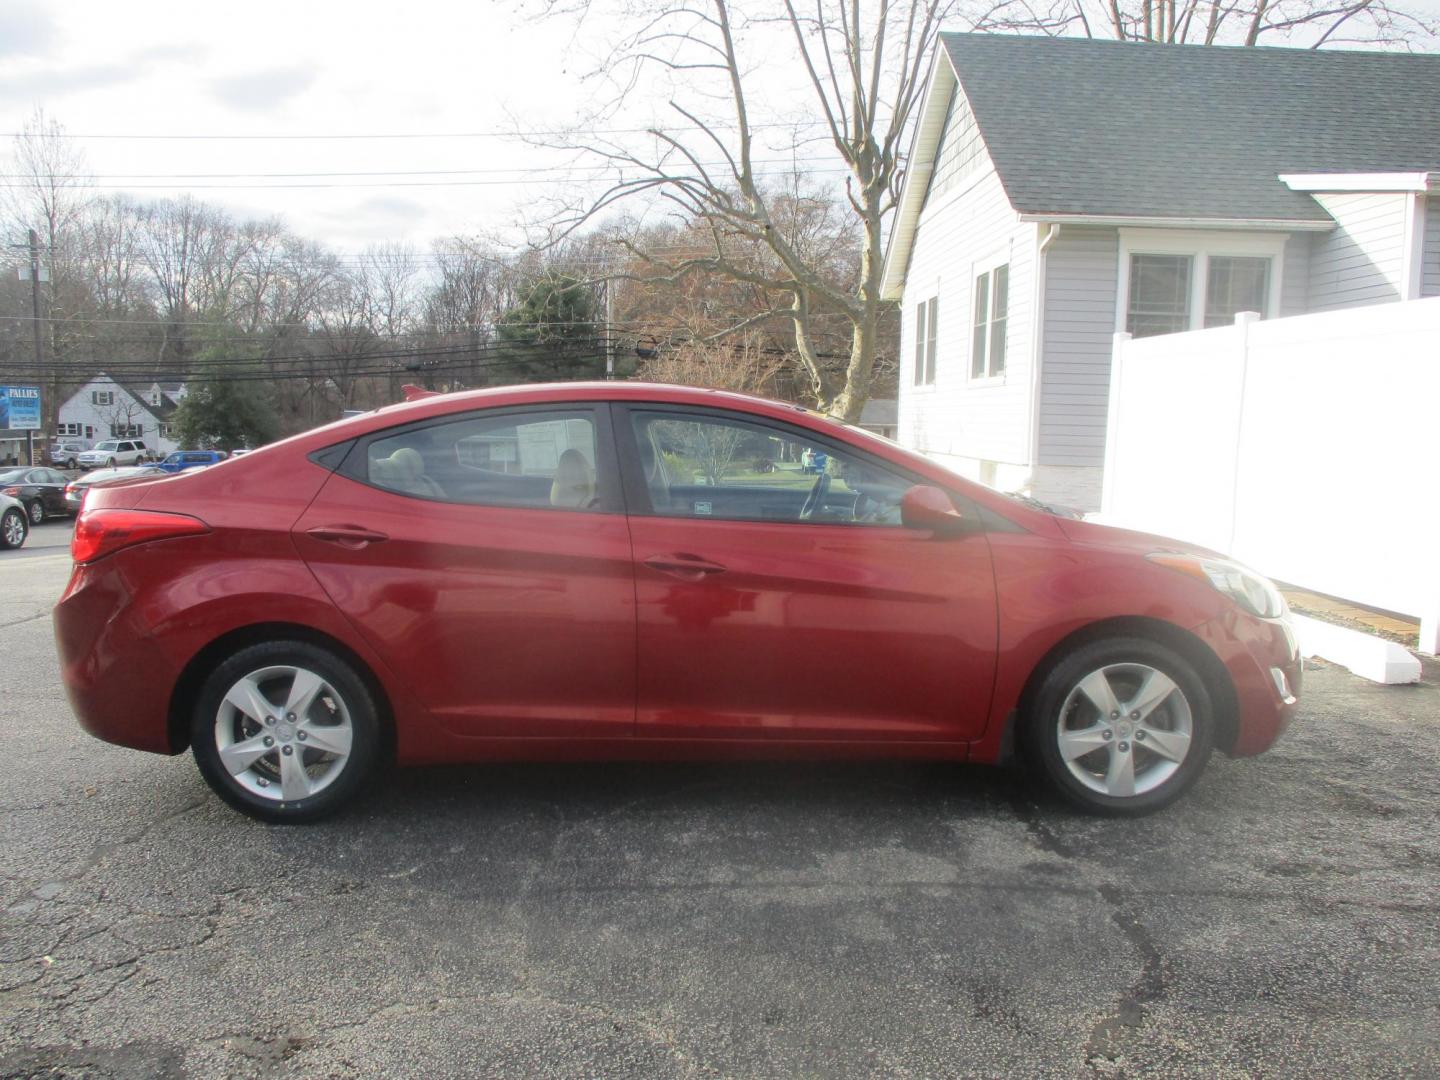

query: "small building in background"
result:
(57, 373), (185, 457)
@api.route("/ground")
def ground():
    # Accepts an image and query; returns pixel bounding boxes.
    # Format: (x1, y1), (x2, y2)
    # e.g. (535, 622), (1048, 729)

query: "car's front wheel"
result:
(191, 641), (382, 823)
(1023, 637), (1215, 815)
(1, 508), (27, 549)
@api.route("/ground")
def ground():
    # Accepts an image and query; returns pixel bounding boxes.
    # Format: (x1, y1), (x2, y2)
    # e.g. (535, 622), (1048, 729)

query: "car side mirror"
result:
(900, 484), (966, 535)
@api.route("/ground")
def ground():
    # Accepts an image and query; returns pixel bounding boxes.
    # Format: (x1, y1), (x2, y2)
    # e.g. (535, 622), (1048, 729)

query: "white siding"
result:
(1423, 196), (1440, 299)
(896, 153), (1036, 477)
(1037, 227), (1117, 472)
(1307, 192), (1409, 311)
(57, 375), (179, 456)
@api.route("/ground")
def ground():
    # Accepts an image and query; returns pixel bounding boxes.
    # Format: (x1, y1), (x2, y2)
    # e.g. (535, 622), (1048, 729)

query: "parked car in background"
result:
(54, 383), (1301, 825)
(64, 465), (168, 514)
(0, 467), (72, 524)
(0, 493), (28, 549)
(155, 450), (227, 473)
(48, 439), (92, 469)
(76, 440), (150, 470)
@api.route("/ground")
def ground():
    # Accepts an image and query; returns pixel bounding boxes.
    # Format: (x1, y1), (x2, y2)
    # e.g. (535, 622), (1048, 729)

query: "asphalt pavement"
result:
(2, 520), (1437, 1078)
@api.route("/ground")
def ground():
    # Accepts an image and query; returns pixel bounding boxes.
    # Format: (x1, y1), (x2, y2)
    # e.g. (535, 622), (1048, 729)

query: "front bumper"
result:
(1193, 609), (1302, 757)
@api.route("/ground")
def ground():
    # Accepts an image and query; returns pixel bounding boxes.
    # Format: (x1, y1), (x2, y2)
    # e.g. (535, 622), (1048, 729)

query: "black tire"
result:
(106, 457), (116, 468)
(191, 640), (382, 823)
(0, 508), (27, 549)
(1021, 636), (1215, 816)
(26, 499), (43, 525)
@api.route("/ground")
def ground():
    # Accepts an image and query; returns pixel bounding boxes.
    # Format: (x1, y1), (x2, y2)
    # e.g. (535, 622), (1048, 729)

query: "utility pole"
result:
(23, 230), (43, 465)
(604, 273), (615, 380)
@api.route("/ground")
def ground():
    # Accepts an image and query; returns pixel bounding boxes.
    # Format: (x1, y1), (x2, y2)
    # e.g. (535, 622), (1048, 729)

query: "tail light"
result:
(2, 486), (19, 497)
(72, 508), (209, 564)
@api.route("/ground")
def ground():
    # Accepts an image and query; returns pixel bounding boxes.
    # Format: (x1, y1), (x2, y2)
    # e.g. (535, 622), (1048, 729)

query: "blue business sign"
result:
(0, 386), (42, 431)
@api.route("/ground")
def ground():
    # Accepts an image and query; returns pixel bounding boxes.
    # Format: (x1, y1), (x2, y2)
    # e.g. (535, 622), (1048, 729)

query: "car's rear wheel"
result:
(191, 641), (381, 823)
(26, 499), (43, 525)
(1023, 637), (1214, 815)
(1, 508), (27, 549)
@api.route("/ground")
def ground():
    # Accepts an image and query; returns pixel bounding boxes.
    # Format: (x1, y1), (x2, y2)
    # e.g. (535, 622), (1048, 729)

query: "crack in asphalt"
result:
(0, 611), (51, 632)
(1083, 885), (1168, 1076)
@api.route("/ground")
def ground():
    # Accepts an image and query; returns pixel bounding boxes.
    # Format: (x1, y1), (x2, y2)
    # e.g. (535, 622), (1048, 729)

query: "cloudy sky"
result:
(3, 0), (1436, 258)
(0, 0), (727, 254)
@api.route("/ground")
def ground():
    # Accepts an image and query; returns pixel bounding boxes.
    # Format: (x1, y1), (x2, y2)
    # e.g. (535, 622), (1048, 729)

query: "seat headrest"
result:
(551, 448), (595, 508)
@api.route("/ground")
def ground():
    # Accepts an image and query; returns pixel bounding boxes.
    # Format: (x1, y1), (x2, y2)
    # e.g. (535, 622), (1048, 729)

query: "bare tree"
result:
(968, 0), (1436, 46)
(638, 331), (786, 394)
(531, 0), (959, 421)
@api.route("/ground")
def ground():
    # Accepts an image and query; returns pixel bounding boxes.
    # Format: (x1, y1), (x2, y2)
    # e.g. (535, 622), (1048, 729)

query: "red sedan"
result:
(54, 383), (1300, 822)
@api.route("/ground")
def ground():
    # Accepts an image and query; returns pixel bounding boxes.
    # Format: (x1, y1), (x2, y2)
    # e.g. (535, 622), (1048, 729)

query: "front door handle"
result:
(307, 524), (389, 549)
(643, 553), (728, 580)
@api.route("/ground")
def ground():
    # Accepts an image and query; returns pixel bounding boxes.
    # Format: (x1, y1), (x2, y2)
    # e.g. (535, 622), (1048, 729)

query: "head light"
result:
(1147, 553), (1287, 619)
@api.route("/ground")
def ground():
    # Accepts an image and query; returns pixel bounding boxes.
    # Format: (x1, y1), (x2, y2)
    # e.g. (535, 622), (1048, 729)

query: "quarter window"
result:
(972, 263), (1008, 378)
(627, 410), (911, 526)
(363, 409), (603, 511)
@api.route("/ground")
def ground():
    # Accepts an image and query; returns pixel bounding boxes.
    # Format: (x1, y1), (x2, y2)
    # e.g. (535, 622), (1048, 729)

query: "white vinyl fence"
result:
(1102, 298), (1440, 654)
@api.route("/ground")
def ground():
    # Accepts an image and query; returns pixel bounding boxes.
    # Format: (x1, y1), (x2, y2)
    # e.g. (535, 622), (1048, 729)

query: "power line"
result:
(0, 157), (840, 181)
(0, 122), (834, 142)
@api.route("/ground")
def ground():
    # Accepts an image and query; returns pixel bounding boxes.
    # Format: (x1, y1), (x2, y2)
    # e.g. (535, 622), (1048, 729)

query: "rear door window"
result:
(356, 408), (615, 512)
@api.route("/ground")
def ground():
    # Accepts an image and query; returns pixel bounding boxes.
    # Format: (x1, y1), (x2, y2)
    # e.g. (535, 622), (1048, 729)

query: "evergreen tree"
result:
(172, 348), (281, 452)
(495, 274), (604, 382)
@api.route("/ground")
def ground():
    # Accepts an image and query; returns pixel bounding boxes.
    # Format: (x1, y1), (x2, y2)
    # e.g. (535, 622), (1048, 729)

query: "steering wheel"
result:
(800, 472), (830, 520)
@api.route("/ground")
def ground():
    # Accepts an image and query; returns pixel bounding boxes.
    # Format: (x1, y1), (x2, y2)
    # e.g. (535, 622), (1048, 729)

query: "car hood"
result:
(1056, 516), (1225, 559)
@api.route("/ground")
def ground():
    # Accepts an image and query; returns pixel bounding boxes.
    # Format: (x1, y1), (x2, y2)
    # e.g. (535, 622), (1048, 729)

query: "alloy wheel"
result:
(27, 501), (43, 525)
(2, 511), (25, 547)
(1055, 663), (1194, 798)
(213, 665), (355, 803)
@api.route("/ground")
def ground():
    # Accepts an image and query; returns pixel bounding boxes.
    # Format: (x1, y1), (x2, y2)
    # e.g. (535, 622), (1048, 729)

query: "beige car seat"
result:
(373, 447), (445, 499)
(550, 449), (595, 509)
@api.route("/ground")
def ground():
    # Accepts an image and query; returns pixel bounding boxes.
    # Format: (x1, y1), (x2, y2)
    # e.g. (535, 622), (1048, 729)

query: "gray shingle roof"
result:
(940, 33), (1440, 222)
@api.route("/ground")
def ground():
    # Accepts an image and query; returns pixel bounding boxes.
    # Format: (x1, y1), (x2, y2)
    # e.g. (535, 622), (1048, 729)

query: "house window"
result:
(971, 263), (1008, 378)
(1127, 254), (1193, 338)
(56, 423), (82, 436)
(1205, 257), (1271, 328)
(150, 392), (162, 406)
(111, 424), (143, 438)
(158, 424), (174, 439)
(92, 390), (114, 406)
(913, 297), (938, 386)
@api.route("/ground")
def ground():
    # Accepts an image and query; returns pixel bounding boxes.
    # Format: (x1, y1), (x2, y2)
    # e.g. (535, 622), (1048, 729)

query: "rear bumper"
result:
(1194, 610), (1302, 757)
(54, 560), (182, 754)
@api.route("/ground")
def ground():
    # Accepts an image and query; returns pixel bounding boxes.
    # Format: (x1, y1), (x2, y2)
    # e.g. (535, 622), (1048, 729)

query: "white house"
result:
(882, 34), (1440, 510)
(57, 373), (186, 456)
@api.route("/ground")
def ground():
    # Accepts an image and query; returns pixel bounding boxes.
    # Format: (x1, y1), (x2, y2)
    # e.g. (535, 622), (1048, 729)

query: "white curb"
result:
(1291, 614), (1422, 685)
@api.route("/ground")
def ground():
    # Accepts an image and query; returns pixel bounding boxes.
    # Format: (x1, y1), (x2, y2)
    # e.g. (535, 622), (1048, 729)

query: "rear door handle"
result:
(307, 524), (389, 549)
(643, 553), (728, 580)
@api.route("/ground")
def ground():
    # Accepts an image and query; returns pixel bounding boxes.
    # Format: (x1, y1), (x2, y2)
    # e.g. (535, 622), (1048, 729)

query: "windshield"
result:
(94, 441), (119, 451)
(163, 453), (182, 464)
